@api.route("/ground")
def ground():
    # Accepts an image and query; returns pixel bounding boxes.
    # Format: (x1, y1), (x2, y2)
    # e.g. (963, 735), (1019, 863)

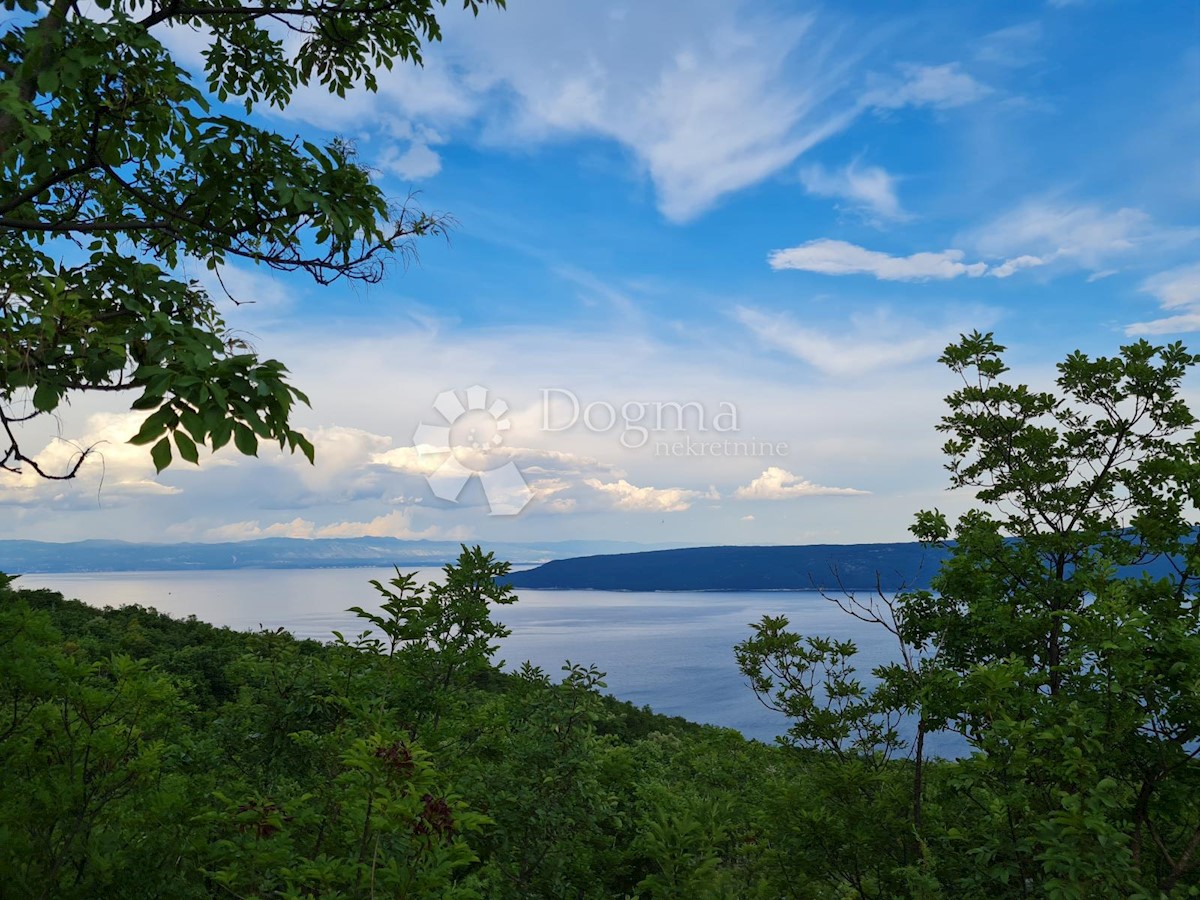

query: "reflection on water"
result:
(19, 568), (962, 754)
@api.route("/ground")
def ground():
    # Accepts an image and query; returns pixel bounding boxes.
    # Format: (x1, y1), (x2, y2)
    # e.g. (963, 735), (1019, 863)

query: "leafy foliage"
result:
(0, 0), (501, 476)
(737, 333), (1200, 897)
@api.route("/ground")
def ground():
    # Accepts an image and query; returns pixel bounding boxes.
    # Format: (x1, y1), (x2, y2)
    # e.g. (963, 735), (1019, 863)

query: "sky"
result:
(4, 0), (1200, 548)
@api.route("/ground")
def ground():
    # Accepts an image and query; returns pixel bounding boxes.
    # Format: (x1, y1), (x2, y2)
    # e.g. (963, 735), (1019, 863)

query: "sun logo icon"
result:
(412, 385), (534, 515)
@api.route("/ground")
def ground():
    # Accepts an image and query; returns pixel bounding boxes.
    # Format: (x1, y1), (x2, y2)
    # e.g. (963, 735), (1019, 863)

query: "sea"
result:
(18, 567), (962, 755)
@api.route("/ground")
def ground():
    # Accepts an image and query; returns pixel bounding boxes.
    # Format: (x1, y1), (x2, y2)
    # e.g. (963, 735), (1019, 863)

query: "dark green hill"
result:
(505, 541), (1188, 592)
(506, 543), (946, 592)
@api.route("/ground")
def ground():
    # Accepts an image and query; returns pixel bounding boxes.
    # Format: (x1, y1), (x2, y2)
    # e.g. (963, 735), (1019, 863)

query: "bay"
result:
(19, 568), (946, 751)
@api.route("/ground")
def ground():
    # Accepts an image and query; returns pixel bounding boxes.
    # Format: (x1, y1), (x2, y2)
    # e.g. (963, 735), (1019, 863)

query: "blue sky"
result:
(4, 0), (1199, 547)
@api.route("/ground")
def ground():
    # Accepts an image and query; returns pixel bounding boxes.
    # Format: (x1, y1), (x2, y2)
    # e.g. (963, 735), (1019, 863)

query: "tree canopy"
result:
(0, 0), (501, 478)
(738, 332), (1200, 896)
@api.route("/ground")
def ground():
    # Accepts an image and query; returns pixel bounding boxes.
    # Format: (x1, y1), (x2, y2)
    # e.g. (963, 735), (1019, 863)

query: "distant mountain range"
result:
(0, 538), (673, 573)
(505, 542), (1186, 593)
(4, 537), (1185, 590)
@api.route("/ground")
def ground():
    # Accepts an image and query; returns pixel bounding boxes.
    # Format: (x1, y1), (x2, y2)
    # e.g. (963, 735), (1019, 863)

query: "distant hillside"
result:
(505, 542), (1187, 593)
(506, 543), (947, 592)
(0, 538), (669, 573)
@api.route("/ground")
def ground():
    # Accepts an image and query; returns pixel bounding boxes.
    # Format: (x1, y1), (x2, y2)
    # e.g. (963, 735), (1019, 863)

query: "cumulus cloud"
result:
(203, 509), (469, 542)
(372, 445), (445, 477)
(768, 239), (988, 281)
(583, 478), (715, 512)
(375, 444), (613, 481)
(4, 323), (960, 543)
(1126, 263), (1200, 335)
(377, 141), (442, 181)
(0, 411), (182, 508)
(798, 161), (908, 222)
(734, 466), (869, 499)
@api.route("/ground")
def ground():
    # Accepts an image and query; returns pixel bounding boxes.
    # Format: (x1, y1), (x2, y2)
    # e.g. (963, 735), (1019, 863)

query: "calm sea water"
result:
(19, 568), (949, 752)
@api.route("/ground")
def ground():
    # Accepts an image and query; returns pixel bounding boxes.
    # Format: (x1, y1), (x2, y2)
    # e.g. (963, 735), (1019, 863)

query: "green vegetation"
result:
(0, 555), (781, 899)
(1, 0), (502, 477)
(735, 334), (1200, 897)
(2, 335), (1200, 898)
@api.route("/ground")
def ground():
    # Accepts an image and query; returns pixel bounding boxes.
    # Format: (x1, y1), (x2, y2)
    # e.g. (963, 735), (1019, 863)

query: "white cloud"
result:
(0, 411), (183, 508)
(157, 3), (999, 223)
(768, 211), (1183, 281)
(185, 263), (299, 326)
(798, 161), (908, 221)
(372, 445), (445, 477)
(377, 141), (443, 181)
(484, 9), (860, 222)
(282, 426), (394, 500)
(583, 477), (715, 512)
(988, 254), (1047, 278)
(156, 21), (213, 72)
(1126, 263), (1200, 335)
(768, 238), (988, 281)
(4, 321), (967, 544)
(1125, 314), (1200, 337)
(735, 306), (982, 377)
(969, 202), (1162, 271)
(1141, 263), (1200, 309)
(863, 63), (990, 111)
(203, 509), (469, 541)
(375, 444), (613, 481)
(975, 23), (1043, 68)
(203, 517), (321, 541)
(734, 466), (869, 499)
(257, 2), (867, 222)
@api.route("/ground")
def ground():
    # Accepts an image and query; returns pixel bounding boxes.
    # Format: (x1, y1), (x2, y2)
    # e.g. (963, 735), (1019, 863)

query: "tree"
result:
(352, 544), (517, 730)
(738, 332), (1200, 896)
(0, 0), (502, 478)
(903, 332), (1200, 894)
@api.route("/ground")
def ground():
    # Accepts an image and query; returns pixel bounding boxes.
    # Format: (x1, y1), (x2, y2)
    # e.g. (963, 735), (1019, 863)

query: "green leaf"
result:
(210, 418), (233, 451)
(174, 431), (200, 465)
(293, 433), (315, 464)
(179, 408), (206, 442)
(233, 423), (258, 457)
(129, 408), (173, 446)
(150, 437), (172, 473)
(32, 382), (58, 413)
